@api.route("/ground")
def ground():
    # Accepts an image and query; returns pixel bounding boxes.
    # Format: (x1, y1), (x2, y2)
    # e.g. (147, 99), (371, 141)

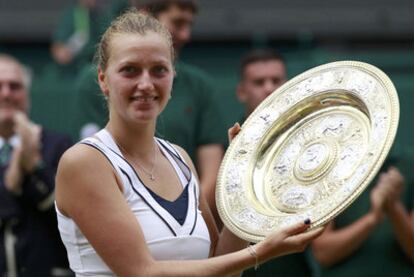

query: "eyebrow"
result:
(0, 80), (24, 86)
(118, 59), (171, 67)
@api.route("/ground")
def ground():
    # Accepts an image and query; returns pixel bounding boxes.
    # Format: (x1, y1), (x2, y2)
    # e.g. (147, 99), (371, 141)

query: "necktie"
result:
(0, 142), (12, 166)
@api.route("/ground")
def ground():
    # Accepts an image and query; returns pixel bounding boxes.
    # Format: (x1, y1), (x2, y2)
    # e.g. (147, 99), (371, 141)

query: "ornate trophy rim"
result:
(216, 61), (399, 243)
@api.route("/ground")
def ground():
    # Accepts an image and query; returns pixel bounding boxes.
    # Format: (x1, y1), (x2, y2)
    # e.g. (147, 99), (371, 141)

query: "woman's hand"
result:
(254, 220), (324, 263)
(228, 122), (241, 144)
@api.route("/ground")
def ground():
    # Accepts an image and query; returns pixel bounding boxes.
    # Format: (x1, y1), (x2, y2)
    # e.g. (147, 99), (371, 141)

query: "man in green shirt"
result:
(71, 0), (227, 226)
(312, 144), (414, 277)
(51, 0), (110, 67)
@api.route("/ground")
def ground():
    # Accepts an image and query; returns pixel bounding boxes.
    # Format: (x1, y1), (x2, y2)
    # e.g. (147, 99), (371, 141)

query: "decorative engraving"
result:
(280, 186), (315, 211)
(216, 61), (399, 243)
(298, 143), (328, 172)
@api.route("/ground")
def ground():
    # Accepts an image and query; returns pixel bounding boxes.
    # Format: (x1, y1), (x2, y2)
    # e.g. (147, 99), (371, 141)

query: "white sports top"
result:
(56, 129), (211, 276)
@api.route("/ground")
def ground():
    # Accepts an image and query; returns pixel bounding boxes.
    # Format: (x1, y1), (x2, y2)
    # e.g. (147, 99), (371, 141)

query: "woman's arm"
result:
(56, 144), (322, 277)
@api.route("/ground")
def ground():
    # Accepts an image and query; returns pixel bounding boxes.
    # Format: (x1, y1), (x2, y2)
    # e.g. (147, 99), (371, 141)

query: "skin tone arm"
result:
(51, 43), (74, 65)
(197, 143), (224, 229)
(312, 177), (387, 267)
(56, 143), (323, 277)
(4, 145), (24, 193)
(4, 112), (42, 193)
(381, 167), (414, 262)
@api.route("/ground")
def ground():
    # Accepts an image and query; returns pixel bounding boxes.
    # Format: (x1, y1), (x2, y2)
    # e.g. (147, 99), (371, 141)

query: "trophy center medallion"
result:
(294, 141), (335, 182)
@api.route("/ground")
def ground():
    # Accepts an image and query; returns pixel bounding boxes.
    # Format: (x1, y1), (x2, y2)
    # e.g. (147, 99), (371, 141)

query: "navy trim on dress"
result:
(157, 140), (192, 181)
(119, 168), (177, 236)
(106, 146), (192, 232)
(80, 142), (117, 169)
(82, 140), (178, 236)
(156, 140), (200, 235)
(156, 139), (182, 160)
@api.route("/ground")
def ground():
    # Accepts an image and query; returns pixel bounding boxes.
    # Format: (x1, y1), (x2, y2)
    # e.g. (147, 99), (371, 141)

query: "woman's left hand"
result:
(228, 122), (241, 144)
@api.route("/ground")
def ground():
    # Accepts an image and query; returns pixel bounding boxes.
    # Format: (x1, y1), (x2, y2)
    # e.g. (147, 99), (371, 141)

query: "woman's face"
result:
(99, 32), (174, 125)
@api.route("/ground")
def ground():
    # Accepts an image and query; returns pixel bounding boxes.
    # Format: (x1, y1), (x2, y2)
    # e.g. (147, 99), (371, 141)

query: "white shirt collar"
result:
(0, 134), (21, 149)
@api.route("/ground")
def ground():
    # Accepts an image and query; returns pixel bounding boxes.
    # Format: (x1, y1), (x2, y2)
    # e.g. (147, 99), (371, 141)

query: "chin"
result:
(131, 114), (157, 124)
(0, 111), (15, 124)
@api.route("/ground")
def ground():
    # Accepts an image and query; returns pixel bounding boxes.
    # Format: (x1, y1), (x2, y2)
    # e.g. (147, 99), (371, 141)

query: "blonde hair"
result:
(96, 9), (174, 70)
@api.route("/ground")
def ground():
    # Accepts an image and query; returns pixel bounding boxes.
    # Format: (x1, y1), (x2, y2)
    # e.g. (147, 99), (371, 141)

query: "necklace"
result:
(118, 140), (158, 181)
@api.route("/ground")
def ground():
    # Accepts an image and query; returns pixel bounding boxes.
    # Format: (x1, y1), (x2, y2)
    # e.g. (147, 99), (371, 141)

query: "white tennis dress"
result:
(56, 129), (211, 276)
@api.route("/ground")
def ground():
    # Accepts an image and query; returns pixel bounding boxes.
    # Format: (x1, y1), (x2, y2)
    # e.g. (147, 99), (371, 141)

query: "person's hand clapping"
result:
(369, 172), (390, 223)
(14, 111), (42, 172)
(381, 167), (404, 211)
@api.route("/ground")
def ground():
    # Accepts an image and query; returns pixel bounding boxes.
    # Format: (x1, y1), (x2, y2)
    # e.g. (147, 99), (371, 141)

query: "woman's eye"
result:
(122, 66), (137, 74)
(152, 66), (168, 75)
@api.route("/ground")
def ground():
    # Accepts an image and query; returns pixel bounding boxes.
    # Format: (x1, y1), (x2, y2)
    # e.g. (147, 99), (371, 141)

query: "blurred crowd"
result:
(0, 0), (413, 276)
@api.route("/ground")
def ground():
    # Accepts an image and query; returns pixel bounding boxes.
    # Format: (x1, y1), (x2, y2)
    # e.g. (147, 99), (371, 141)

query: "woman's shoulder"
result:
(58, 142), (108, 173)
(55, 142), (117, 216)
(172, 143), (198, 175)
(155, 138), (198, 178)
(156, 137), (189, 161)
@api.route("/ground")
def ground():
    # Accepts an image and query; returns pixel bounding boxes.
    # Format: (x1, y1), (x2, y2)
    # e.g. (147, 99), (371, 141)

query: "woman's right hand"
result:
(255, 220), (324, 263)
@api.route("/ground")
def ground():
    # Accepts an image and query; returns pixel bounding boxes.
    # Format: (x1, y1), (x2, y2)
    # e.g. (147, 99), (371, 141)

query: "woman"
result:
(55, 10), (322, 276)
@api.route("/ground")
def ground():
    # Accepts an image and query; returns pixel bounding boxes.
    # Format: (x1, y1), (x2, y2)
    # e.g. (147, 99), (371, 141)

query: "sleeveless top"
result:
(56, 129), (211, 276)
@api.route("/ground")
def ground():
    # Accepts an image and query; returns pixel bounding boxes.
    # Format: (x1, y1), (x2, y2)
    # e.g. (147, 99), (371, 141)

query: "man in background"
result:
(0, 54), (72, 277)
(236, 49), (313, 277)
(236, 48), (286, 118)
(51, 0), (110, 67)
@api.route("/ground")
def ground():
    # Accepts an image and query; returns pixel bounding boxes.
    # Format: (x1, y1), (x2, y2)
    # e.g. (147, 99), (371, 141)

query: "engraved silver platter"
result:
(216, 61), (399, 242)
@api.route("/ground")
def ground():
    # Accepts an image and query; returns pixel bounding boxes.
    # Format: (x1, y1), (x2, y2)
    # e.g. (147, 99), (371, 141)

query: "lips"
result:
(130, 95), (158, 103)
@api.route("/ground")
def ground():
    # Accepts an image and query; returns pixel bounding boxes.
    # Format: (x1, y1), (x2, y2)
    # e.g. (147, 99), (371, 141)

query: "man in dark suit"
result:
(0, 54), (73, 277)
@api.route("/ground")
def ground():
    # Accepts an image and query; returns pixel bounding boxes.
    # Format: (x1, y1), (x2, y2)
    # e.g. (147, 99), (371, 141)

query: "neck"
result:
(106, 117), (156, 158)
(0, 122), (15, 140)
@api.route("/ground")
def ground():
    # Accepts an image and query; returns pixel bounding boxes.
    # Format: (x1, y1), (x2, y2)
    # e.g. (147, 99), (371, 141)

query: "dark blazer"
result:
(0, 129), (73, 277)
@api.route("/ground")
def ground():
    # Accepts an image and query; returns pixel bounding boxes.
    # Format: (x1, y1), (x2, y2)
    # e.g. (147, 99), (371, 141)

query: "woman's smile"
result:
(130, 94), (159, 110)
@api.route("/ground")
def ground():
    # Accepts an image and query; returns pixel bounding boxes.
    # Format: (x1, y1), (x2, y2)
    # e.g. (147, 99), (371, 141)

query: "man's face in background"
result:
(237, 59), (287, 116)
(156, 4), (195, 54)
(0, 59), (28, 125)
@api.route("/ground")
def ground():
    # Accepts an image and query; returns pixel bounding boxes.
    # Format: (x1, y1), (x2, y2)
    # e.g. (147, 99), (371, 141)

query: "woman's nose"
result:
(137, 72), (154, 91)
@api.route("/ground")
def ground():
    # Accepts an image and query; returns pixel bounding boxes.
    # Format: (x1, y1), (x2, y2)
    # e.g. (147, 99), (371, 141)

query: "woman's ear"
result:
(98, 67), (109, 98)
